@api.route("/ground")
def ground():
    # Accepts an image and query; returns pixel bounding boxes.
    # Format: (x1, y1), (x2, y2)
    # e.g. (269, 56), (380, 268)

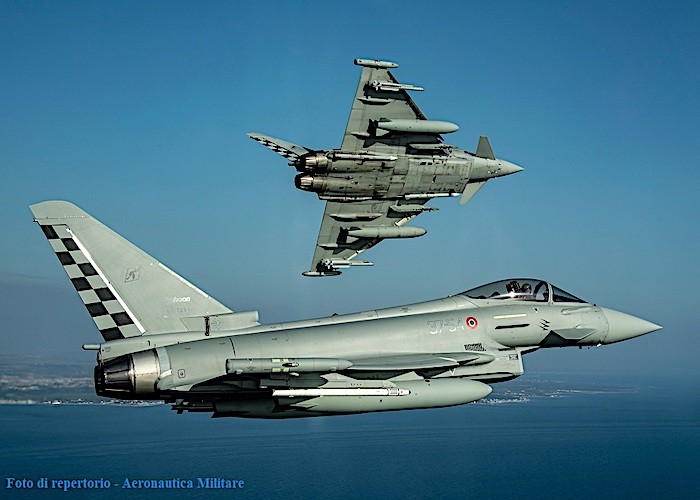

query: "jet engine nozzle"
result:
(298, 153), (330, 173)
(294, 174), (376, 196)
(94, 350), (161, 399)
(295, 174), (314, 191)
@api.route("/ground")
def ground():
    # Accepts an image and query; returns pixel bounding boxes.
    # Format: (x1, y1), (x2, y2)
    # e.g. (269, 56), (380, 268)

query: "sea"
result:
(0, 374), (697, 499)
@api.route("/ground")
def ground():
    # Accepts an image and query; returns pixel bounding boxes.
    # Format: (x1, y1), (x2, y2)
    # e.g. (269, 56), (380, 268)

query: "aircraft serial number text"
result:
(426, 318), (467, 335)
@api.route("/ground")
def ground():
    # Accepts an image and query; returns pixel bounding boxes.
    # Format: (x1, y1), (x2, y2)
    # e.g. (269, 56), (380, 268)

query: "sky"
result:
(1, 1), (698, 378)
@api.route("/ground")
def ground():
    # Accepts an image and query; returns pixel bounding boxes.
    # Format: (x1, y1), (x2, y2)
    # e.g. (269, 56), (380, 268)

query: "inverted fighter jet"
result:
(249, 58), (523, 276)
(31, 201), (661, 419)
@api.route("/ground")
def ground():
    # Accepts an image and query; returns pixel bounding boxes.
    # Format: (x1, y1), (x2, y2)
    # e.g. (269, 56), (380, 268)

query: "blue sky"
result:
(1, 1), (698, 377)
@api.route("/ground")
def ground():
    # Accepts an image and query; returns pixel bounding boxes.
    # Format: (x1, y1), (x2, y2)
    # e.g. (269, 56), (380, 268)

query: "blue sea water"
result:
(1, 375), (698, 499)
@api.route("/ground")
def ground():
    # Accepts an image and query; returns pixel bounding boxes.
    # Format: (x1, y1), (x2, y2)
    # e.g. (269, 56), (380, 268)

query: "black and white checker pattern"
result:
(250, 136), (299, 161)
(38, 223), (141, 341)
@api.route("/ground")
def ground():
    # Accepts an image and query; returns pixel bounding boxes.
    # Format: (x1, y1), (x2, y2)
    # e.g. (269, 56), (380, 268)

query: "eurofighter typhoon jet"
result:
(249, 58), (523, 276)
(31, 201), (661, 419)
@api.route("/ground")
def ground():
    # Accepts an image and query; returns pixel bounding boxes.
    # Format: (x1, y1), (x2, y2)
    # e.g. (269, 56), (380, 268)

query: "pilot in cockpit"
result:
(504, 281), (534, 300)
(506, 281), (521, 295)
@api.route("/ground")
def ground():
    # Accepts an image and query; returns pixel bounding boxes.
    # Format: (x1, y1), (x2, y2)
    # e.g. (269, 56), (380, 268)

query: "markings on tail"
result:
(39, 222), (145, 340)
(252, 136), (299, 161)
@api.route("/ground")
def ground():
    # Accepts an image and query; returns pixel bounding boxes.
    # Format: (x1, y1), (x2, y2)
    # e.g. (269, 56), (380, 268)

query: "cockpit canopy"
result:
(460, 279), (586, 303)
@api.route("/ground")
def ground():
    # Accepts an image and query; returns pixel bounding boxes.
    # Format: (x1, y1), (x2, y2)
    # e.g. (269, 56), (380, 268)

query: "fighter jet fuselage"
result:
(291, 150), (520, 202)
(31, 202), (660, 419)
(91, 277), (659, 418)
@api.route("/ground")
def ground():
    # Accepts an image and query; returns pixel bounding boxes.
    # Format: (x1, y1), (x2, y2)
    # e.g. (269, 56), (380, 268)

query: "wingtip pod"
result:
(302, 270), (342, 277)
(354, 58), (398, 69)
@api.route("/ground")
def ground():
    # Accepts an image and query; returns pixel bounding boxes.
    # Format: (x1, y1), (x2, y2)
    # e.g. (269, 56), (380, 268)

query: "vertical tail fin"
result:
(30, 201), (232, 341)
(247, 132), (311, 162)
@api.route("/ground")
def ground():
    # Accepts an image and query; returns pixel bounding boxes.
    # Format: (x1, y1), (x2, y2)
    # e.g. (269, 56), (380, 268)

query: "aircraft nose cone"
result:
(497, 160), (524, 176)
(601, 308), (662, 344)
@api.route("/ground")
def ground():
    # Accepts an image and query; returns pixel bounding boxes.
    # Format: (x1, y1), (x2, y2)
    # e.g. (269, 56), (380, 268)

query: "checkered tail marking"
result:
(249, 135), (301, 161)
(38, 223), (142, 341)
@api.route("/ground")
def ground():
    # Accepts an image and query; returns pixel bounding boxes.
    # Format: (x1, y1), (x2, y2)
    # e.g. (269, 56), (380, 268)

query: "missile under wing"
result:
(249, 58), (523, 276)
(31, 201), (661, 419)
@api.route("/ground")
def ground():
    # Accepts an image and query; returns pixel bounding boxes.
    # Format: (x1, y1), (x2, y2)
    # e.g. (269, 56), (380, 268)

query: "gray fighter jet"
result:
(31, 201), (661, 419)
(249, 58), (523, 276)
